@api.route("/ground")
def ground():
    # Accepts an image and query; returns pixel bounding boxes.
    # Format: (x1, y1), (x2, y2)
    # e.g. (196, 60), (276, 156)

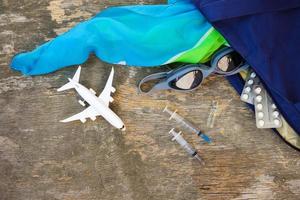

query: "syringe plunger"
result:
(164, 106), (211, 143)
(169, 128), (204, 164)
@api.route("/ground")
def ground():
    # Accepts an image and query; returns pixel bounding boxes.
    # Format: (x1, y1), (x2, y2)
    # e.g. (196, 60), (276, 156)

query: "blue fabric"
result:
(193, 0), (300, 135)
(11, 0), (219, 75)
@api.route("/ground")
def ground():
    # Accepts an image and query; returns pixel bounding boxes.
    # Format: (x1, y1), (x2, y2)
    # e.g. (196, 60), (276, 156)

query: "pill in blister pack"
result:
(240, 70), (260, 105)
(253, 83), (283, 129)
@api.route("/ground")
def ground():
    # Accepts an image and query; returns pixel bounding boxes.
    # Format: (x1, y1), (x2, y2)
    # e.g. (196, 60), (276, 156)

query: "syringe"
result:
(163, 106), (211, 143)
(169, 128), (204, 164)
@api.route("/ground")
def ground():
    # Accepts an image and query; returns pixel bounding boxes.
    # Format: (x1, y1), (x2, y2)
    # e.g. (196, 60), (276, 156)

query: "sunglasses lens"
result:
(217, 51), (245, 72)
(171, 70), (203, 90)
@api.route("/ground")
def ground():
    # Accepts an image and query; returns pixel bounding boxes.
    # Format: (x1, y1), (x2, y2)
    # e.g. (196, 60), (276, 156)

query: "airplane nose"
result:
(120, 125), (126, 131)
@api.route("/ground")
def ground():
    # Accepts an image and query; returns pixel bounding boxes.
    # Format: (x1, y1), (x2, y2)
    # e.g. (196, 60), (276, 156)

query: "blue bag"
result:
(193, 0), (300, 136)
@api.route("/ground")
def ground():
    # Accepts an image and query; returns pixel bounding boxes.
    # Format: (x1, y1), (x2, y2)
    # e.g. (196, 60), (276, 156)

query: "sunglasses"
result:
(138, 47), (249, 93)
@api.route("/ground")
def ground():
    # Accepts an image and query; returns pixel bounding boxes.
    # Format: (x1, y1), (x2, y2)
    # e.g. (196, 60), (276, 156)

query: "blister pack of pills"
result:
(240, 70), (260, 105)
(253, 83), (283, 129)
(240, 70), (283, 129)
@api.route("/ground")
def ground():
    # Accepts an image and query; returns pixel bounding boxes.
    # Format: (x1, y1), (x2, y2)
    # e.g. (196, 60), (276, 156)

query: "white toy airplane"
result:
(57, 66), (126, 131)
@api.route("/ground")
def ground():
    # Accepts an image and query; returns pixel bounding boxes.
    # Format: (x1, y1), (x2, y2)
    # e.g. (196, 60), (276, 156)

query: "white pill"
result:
(273, 111), (279, 118)
(245, 87), (251, 93)
(258, 120), (265, 127)
(248, 80), (254, 85)
(257, 112), (264, 119)
(242, 94), (249, 100)
(255, 87), (262, 94)
(274, 119), (281, 126)
(257, 104), (263, 110)
(255, 95), (262, 102)
(250, 72), (256, 78)
(272, 104), (277, 109)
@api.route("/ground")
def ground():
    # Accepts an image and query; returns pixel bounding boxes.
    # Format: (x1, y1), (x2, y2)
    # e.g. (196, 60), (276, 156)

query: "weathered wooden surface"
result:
(0, 1), (299, 200)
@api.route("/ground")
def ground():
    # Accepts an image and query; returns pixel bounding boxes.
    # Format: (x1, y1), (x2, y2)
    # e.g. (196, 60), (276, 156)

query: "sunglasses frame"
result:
(138, 64), (215, 93)
(138, 47), (249, 94)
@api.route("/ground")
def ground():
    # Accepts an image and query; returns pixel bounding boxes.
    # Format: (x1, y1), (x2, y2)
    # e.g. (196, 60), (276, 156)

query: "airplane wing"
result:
(60, 106), (100, 123)
(98, 67), (116, 106)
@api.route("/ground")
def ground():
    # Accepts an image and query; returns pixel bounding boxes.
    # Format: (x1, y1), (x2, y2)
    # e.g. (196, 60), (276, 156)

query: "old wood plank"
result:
(0, 1), (299, 200)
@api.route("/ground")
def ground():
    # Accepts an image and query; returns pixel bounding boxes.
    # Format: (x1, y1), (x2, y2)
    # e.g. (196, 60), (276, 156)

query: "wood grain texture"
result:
(0, 1), (299, 200)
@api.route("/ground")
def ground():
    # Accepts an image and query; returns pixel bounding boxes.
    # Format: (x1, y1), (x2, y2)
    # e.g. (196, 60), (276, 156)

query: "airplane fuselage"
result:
(73, 82), (125, 130)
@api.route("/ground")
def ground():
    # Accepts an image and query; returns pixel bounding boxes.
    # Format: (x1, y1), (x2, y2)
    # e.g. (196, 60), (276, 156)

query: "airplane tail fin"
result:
(57, 66), (81, 92)
(72, 66), (81, 83)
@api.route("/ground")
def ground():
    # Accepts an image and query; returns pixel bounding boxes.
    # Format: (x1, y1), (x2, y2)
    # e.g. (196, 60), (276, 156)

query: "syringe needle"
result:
(194, 154), (205, 165)
(199, 133), (211, 143)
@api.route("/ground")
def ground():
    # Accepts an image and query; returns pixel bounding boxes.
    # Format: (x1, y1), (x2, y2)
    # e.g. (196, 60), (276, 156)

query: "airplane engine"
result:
(78, 100), (86, 107)
(90, 116), (96, 121)
(89, 88), (96, 95)
(80, 118), (87, 123)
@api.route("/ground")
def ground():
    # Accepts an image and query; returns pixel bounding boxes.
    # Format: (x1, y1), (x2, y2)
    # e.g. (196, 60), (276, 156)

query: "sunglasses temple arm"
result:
(138, 72), (168, 94)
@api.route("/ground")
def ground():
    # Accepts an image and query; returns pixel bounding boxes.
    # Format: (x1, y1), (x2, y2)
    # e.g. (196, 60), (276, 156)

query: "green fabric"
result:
(166, 27), (226, 64)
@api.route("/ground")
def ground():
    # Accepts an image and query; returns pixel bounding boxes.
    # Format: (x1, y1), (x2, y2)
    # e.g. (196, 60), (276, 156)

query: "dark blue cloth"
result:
(193, 0), (300, 135)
